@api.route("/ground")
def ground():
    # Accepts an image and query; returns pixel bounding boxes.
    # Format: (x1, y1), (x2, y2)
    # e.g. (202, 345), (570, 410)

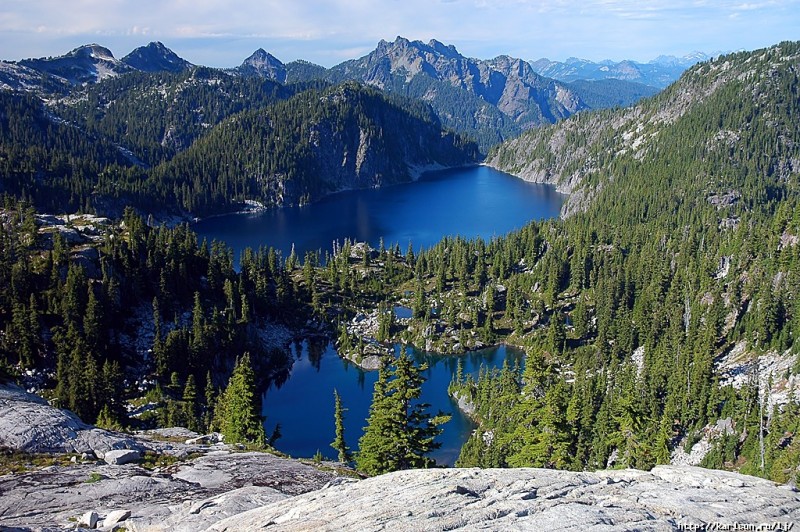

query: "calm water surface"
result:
(263, 342), (524, 466)
(193, 165), (564, 260)
(194, 165), (564, 465)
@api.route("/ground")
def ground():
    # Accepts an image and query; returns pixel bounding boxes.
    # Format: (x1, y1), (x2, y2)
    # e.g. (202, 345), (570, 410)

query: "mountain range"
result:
(0, 37), (705, 217)
(0, 38), (681, 152)
(529, 53), (712, 88)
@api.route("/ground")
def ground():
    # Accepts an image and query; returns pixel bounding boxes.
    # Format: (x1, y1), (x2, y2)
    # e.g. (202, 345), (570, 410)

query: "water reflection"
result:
(263, 340), (525, 466)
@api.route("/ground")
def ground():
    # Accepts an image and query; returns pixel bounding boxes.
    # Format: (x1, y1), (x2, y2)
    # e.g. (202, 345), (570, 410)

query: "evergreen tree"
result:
(356, 349), (450, 475)
(331, 389), (350, 463)
(214, 353), (266, 446)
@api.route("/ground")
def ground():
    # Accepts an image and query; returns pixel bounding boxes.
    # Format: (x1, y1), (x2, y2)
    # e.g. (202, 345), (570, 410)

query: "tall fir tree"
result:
(356, 349), (450, 475)
(214, 353), (265, 446)
(331, 389), (350, 463)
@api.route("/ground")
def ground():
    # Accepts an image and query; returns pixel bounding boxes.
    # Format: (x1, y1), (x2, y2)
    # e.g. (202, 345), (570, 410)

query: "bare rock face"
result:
(0, 384), (143, 457)
(0, 451), (340, 530)
(209, 466), (800, 531)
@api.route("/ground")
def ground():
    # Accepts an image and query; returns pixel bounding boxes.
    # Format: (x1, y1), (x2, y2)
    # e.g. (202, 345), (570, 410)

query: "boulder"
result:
(0, 383), (143, 457)
(79, 510), (99, 528)
(103, 449), (141, 465)
(102, 509), (131, 528)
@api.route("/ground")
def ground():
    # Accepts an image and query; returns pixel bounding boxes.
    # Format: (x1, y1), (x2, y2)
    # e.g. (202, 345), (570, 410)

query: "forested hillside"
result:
(0, 74), (476, 217)
(438, 41), (800, 479)
(149, 82), (479, 215)
(1, 40), (799, 482)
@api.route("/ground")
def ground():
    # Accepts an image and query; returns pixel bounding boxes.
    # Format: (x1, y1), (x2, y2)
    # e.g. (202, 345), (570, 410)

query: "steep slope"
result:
(121, 41), (193, 73)
(321, 37), (587, 151)
(150, 82), (479, 215)
(436, 41), (800, 478)
(54, 67), (290, 166)
(0, 91), (134, 212)
(237, 49), (287, 83)
(489, 42), (800, 215)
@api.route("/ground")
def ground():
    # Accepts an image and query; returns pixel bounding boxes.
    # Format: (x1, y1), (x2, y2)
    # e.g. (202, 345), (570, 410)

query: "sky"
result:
(1, 0), (799, 67)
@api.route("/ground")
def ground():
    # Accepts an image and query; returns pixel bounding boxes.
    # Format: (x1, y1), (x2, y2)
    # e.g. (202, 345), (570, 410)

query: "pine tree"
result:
(214, 353), (265, 446)
(331, 389), (350, 463)
(356, 349), (450, 475)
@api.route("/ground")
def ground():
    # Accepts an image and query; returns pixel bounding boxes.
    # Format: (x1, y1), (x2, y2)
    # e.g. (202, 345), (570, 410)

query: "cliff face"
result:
(487, 42), (800, 217)
(153, 82), (480, 214)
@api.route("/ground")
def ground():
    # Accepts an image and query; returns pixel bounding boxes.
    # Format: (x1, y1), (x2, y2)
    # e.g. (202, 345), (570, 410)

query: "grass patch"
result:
(0, 449), (78, 475)
(85, 471), (104, 483)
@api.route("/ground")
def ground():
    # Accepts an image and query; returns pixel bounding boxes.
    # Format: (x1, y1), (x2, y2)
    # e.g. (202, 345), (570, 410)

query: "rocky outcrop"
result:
(1, 383), (798, 530)
(18, 44), (134, 84)
(0, 384), (143, 457)
(237, 49), (287, 83)
(210, 466), (800, 531)
(0, 450), (341, 530)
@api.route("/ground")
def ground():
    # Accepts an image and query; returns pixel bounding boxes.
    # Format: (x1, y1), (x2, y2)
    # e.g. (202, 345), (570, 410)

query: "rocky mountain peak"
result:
(121, 41), (193, 73)
(238, 48), (286, 82)
(19, 43), (132, 84)
(427, 39), (460, 58)
(70, 44), (116, 61)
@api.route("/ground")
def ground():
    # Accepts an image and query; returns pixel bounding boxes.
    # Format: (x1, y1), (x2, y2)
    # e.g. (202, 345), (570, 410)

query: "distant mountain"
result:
(18, 44), (134, 84)
(332, 38), (585, 127)
(11, 42), (192, 86)
(259, 36), (589, 152)
(121, 41), (193, 73)
(529, 53), (711, 89)
(237, 49), (287, 83)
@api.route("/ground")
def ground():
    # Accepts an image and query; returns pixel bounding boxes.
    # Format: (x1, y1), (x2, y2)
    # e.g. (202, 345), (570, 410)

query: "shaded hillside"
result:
(54, 67), (290, 166)
(268, 37), (588, 151)
(150, 82), (480, 215)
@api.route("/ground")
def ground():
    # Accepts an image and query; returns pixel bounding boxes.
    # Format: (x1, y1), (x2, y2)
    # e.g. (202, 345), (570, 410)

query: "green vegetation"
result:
(0, 76), (477, 218)
(1, 41), (800, 482)
(212, 353), (266, 446)
(356, 349), (450, 475)
(331, 389), (350, 464)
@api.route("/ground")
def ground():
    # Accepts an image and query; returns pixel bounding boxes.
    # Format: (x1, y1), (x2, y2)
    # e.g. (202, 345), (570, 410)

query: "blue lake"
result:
(193, 165), (564, 465)
(193, 165), (564, 260)
(263, 341), (524, 466)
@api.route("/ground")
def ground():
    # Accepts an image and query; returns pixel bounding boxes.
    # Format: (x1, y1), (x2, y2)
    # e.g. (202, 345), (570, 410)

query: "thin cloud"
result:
(0, 0), (798, 66)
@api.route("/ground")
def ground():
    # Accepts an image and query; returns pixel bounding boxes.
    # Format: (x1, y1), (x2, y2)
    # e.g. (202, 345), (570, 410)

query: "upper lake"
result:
(193, 165), (564, 260)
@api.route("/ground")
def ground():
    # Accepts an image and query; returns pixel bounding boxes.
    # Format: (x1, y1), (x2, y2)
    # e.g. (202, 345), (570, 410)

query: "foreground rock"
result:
(0, 450), (340, 530)
(0, 384), (143, 457)
(2, 383), (799, 530)
(211, 466), (800, 531)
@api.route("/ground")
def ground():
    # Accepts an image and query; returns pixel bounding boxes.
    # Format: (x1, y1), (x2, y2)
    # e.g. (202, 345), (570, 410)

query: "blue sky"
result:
(1, 0), (798, 67)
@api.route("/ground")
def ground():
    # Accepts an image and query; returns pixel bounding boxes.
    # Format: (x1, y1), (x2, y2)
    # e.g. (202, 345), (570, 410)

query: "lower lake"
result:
(264, 341), (524, 466)
(193, 165), (564, 465)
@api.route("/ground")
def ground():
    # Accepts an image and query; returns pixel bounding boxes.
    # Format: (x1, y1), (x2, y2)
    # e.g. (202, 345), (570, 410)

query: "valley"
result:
(1, 32), (800, 530)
